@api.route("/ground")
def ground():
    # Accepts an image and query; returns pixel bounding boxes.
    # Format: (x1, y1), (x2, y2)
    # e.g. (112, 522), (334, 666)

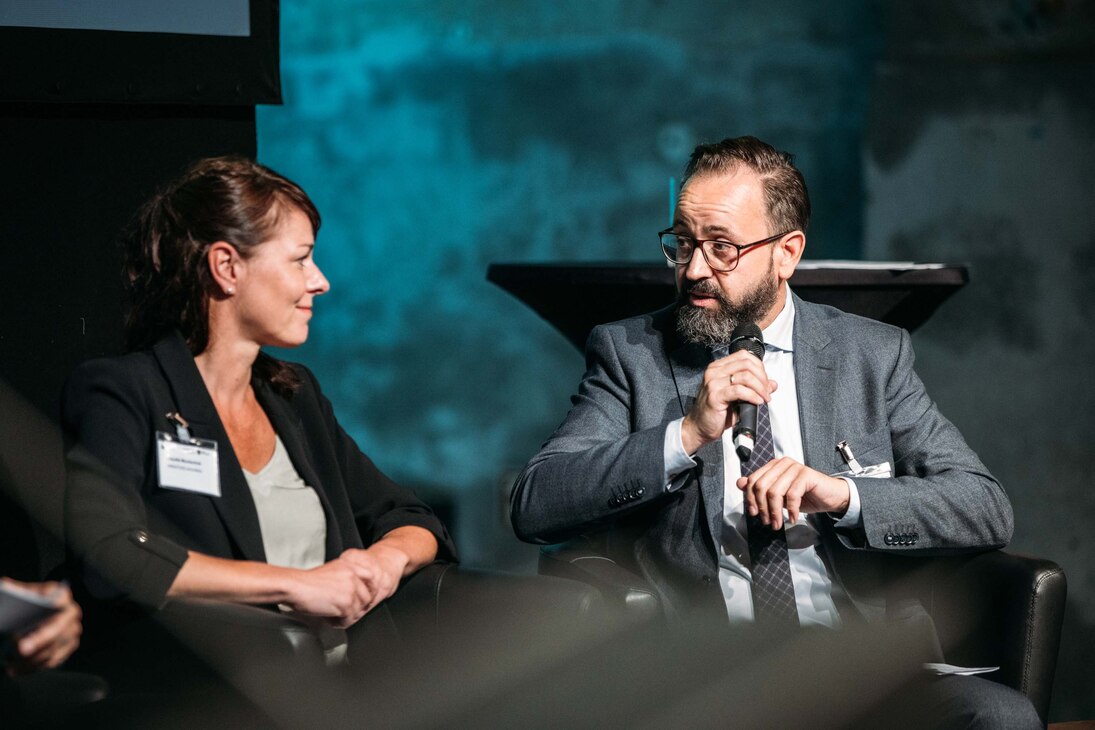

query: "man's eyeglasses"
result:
(659, 229), (793, 272)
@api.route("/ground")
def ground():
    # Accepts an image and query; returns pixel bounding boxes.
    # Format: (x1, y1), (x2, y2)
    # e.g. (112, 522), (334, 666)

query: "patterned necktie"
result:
(741, 403), (800, 626)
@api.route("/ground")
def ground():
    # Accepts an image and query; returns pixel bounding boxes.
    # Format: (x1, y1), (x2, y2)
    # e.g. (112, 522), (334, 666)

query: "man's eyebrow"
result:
(700, 224), (732, 236)
(670, 219), (737, 240)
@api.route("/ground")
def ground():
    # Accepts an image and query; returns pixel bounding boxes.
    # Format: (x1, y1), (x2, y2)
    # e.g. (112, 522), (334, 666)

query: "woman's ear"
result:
(207, 241), (240, 296)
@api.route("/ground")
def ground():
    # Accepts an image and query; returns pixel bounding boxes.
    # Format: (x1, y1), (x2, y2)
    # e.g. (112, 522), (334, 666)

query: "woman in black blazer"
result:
(62, 157), (455, 648)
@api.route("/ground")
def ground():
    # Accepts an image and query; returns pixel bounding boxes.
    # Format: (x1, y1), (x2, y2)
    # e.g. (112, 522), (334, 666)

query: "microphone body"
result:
(727, 323), (765, 461)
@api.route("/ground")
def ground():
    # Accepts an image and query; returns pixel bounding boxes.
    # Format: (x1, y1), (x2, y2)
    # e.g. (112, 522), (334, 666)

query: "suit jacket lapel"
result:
(667, 335), (725, 554)
(790, 295), (877, 621)
(791, 293), (837, 473)
(253, 379), (345, 560)
(153, 333), (267, 562)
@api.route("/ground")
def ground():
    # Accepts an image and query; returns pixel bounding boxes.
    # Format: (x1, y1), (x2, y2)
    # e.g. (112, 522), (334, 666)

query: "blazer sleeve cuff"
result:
(83, 529), (190, 609)
(663, 418), (698, 490)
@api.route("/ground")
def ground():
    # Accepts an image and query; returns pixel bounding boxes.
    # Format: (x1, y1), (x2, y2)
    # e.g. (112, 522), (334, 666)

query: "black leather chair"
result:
(387, 560), (607, 643)
(913, 551), (1067, 725)
(540, 543), (1066, 726)
(63, 562), (607, 726)
(143, 560), (608, 662)
(1, 670), (109, 729)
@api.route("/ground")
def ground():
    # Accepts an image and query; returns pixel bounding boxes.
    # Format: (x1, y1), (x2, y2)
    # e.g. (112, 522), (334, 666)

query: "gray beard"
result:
(675, 271), (780, 347)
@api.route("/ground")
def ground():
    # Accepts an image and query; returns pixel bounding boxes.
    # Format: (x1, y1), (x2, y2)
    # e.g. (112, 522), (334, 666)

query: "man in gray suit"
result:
(511, 136), (1039, 726)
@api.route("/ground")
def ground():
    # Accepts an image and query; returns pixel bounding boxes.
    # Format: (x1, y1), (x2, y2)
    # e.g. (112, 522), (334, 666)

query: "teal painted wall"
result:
(257, 0), (880, 568)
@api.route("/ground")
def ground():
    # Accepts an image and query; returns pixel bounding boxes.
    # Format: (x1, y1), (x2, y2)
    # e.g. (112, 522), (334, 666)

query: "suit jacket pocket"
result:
(830, 425), (893, 474)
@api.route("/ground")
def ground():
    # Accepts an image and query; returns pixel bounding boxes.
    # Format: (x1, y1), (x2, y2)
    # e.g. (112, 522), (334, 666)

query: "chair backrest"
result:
(917, 551), (1067, 726)
(540, 542), (1067, 725)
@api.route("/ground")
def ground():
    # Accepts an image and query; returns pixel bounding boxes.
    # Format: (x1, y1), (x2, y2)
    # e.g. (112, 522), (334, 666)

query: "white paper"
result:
(0, 580), (61, 636)
(797, 260), (948, 270)
(924, 662), (999, 677)
(831, 461), (893, 479)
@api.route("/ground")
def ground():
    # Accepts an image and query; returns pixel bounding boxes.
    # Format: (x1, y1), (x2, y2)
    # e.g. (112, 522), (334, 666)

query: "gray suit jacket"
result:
(511, 292), (1013, 624)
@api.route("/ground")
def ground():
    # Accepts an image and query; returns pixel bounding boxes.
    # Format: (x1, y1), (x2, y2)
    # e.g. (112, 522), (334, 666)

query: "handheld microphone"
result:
(728, 322), (764, 461)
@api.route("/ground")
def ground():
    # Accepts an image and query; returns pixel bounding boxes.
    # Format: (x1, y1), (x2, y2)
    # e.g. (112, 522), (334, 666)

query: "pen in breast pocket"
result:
(836, 440), (864, 475)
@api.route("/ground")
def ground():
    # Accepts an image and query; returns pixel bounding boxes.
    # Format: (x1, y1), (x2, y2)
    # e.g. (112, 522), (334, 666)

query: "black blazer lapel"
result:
(152, 333), (267, 562)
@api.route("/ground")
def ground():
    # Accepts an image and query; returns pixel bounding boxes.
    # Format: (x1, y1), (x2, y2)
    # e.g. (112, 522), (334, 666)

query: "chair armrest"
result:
(386, 562), (607, 646)
(920, 550), (1066, 725)
(157, 597), (327, 666)
(81, 597), (327, 698)
(5, 670), (109, 726)
(538, 543), (662, 623)
(69, 599), (342, 727)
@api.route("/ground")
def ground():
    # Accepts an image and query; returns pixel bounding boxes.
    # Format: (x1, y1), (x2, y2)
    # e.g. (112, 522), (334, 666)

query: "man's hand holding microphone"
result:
(680, 323), (850, 530)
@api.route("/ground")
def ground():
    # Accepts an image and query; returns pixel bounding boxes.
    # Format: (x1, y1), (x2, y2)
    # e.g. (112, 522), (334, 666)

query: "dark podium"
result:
(487, 262), (968, 350)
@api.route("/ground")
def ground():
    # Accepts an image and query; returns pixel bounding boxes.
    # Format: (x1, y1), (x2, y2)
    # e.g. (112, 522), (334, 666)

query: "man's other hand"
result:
(736, 458), (850, 530)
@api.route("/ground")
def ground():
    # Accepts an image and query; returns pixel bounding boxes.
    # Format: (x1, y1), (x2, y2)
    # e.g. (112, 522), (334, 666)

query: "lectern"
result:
(487, 262), (968, 350)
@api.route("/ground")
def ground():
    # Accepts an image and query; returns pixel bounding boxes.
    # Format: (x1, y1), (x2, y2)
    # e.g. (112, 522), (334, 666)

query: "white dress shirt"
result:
(663, 286), (861, 627)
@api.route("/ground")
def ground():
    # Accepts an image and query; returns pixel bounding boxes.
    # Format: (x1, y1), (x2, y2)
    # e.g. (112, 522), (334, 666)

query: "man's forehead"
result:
(680, 167), (764, 198)
(675, 168), (767, 231)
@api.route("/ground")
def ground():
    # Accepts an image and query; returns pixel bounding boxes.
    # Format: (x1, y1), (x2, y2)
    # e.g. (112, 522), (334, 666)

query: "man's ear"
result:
(774, 230), (805, 281)
(207, 241), (241, 296)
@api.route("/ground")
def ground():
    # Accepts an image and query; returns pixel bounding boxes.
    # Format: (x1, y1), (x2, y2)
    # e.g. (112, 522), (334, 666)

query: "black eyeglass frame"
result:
(658, 228), (795, 272)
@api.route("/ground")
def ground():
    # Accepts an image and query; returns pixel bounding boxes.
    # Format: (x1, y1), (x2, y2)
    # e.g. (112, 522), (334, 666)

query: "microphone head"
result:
(729, 322), (764, 359)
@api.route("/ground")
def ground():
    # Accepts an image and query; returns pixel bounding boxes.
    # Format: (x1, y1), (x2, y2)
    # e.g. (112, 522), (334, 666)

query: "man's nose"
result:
(683, 246), (712, 280)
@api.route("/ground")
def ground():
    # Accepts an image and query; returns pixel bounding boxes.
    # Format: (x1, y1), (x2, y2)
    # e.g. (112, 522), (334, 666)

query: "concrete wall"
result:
(257, 0), (1094, 719)
(864, 2), (1095, 720)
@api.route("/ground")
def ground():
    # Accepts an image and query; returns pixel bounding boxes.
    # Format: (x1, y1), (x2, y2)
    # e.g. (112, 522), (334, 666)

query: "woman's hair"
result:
(123, 155), (321, 394)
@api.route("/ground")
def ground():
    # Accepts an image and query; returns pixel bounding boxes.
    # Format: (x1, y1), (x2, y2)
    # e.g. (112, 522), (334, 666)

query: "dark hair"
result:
(681, 136), (811, 234)
(123, 155), (321, 394)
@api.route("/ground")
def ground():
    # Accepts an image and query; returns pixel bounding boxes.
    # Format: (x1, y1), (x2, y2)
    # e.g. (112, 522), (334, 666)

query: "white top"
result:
(242, 435), (327, 571)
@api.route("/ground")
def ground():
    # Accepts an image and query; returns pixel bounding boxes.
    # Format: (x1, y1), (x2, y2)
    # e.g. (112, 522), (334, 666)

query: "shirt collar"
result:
(762, 283), (795, 353)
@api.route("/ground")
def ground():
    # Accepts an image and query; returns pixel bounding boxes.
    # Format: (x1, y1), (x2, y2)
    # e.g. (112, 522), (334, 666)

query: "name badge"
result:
(156, 431), (220, 497)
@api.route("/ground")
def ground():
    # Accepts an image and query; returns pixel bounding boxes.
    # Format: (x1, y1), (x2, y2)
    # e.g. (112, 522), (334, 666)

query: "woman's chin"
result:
(263, 331), (309, 350)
